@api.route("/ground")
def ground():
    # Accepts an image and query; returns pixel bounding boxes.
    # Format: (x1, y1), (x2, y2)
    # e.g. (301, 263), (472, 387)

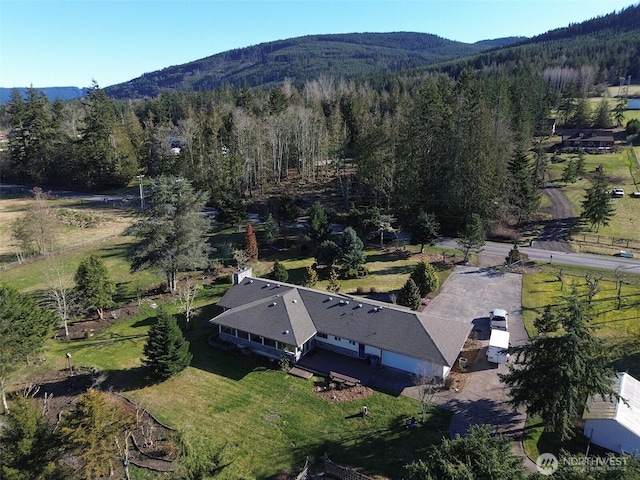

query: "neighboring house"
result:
(627, 99), (640, 110)
(583, 372), (640, 454)
(208, 267), (472, 378)
(561, 129), (615, 151)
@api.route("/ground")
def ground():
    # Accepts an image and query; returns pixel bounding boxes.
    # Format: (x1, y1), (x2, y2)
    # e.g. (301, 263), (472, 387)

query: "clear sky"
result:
(0, 0), (637, 88)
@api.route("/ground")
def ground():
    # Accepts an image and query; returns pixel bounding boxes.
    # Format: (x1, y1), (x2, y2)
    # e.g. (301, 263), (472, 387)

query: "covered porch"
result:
(294, 347), (378, 386)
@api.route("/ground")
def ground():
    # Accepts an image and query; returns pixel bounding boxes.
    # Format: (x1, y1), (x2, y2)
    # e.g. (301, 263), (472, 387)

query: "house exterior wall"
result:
(584, 420), (640, 454)
(381, 350), (443, 377)
(315, 336), (360, 358)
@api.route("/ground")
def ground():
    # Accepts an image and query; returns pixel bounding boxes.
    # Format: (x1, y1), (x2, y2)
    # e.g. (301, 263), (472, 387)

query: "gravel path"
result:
(533, 183), (575, 252)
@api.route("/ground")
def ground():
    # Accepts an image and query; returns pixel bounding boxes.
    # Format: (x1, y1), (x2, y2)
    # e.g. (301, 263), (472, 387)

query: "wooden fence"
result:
(572, 233), (640, 251)
(324, 454), (374, 480)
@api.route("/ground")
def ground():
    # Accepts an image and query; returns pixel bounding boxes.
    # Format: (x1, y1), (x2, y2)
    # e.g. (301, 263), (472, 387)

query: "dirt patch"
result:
(14, 368), (178, 473)
(447, 336), (483, 392)
(313, 381), (375, 403)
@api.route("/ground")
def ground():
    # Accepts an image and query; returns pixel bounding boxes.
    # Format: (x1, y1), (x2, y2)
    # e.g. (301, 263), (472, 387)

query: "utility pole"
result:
(136, 174), (145, 209)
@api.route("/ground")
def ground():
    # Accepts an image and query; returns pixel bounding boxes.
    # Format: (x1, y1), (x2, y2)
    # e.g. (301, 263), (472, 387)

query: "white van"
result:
(487, 329), (510, 364)
(490, 308), (508, 331)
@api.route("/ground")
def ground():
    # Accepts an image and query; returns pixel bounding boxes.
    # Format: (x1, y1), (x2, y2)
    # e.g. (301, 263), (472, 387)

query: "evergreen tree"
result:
(326, 268), (341, 293)
(126, 176), (211, 292)
(593, 98), (612, 128)
(614, 100), (626, 127)
(142, 308), (192, 381)
(6, 87), (59, 184)
(505, 243), (527, 266)
(0, 284), (54, 413)
(243, 224), (259, 261)
(272, 259), (289, 283)
(75, 254), (116, 320)
(581, 168), (615, 232)
(500, 286), (619, 440)
(561, 158), (577, 184)
(533, 305), (559, 336)
(456, 214), (486, 262)
(302, 265), (318, 288)
(307, 201), (332, 248)
(405, 424), (527, 480)
(74, 82), (138, 188)
(410, 259), (439, 297)
(263, 213), (279, 246)
(315, 240), (339, 268)
(397, 278), (421, 310)
(575, 151), (586, 177)
(337, 227), (366, 275)
(60, 389), (135, 480)
(410, 211), (440, 254)
(0, 396), (66, 480)
(508, 144), (539, 225)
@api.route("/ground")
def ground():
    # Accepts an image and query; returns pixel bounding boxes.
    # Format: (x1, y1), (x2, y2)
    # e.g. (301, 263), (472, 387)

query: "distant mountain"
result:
(104, 33), (524, 99)
(0, 86), (87, 104)
(428, 4), (640, 83)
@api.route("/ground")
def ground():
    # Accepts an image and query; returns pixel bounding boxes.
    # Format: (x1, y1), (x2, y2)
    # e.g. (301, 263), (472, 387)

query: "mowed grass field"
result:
(521, 264), (640, 460)
(546, 147), (640, 242)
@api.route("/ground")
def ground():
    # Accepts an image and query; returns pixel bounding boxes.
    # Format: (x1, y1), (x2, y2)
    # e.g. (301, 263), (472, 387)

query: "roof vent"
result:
(267, 283), (271, 287)
(249, 279), (254, 283)
(276, 284), (281, 288)
(329, 297), (333, 301)
(276, 294), (280, 297)
(339, 300), (345, 305)
(358, 304), (363, 308)
(271, 301), (277, 306)
(345, 301), (349, 305)
(283, 329), (290, 335)
(292, 299), (297, 303)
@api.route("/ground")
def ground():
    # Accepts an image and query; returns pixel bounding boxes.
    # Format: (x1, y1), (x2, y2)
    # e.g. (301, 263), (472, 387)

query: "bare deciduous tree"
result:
(177, 276), (201, 330)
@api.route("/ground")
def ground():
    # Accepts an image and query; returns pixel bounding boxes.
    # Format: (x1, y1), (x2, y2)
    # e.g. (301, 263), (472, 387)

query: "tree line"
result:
(2, 60), (636, 237)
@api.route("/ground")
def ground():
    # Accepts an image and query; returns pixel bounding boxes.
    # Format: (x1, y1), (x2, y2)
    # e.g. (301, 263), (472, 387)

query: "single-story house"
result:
(561, 129), (615, 151)
(583, 372), (640, 455)
(208, 267), (472, 378)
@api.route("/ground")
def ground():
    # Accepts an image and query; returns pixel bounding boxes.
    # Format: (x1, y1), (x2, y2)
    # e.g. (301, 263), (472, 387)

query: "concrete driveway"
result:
(371, 265), (536, 470)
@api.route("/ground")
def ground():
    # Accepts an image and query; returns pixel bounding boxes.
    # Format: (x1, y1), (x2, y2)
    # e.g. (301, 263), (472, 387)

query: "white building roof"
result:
(583, 373), (640, 437)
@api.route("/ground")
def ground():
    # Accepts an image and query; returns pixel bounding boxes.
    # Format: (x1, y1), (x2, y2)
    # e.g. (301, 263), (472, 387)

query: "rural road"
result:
(438, 238), (640, 274)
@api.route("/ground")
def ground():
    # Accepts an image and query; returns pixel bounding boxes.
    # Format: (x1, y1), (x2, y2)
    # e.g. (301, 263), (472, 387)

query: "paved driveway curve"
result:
(376, 266), (537, 471)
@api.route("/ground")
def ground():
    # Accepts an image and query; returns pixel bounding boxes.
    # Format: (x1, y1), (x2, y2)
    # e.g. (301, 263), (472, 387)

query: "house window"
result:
(220, 325), (233, 335)
(349, 340), (356, 345)
(263, 337), (277, 348)
(317, 333), (328, 339)
(334, 336), (341, 341)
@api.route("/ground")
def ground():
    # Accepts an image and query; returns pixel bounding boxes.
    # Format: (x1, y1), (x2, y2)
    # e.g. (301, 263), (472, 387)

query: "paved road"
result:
(439, 238), (640, 274)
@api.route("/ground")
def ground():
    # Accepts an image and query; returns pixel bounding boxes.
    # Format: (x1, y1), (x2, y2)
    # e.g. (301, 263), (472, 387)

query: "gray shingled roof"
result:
(211, 277), (472, 367)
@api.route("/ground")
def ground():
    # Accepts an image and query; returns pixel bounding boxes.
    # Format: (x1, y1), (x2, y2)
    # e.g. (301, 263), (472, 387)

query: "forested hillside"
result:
(103, 33), (520, 99)
(430, 4), (640, 86)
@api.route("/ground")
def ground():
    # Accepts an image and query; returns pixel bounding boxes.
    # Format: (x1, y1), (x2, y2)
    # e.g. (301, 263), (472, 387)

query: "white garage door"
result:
(383, 350), (433, 375)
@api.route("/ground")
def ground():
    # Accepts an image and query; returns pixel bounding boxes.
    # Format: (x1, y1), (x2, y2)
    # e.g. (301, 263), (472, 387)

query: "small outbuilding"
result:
(583, 372), (640, 455)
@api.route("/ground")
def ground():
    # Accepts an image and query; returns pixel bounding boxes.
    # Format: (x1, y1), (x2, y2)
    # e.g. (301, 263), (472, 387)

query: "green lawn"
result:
(16, 286), (450, 479)
(521, 264), (640, 460)
(547, 148), (640, 241)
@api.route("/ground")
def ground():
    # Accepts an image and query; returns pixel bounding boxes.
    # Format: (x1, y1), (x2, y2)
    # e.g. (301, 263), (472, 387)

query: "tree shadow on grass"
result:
(294, 412), (450, 478)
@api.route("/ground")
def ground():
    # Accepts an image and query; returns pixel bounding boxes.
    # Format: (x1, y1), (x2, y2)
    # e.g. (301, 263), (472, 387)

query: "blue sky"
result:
(0, 0), (636, 88)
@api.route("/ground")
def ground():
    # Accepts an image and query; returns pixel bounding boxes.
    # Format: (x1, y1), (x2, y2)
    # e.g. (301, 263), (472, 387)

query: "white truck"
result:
(487, 329), (510, 364)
